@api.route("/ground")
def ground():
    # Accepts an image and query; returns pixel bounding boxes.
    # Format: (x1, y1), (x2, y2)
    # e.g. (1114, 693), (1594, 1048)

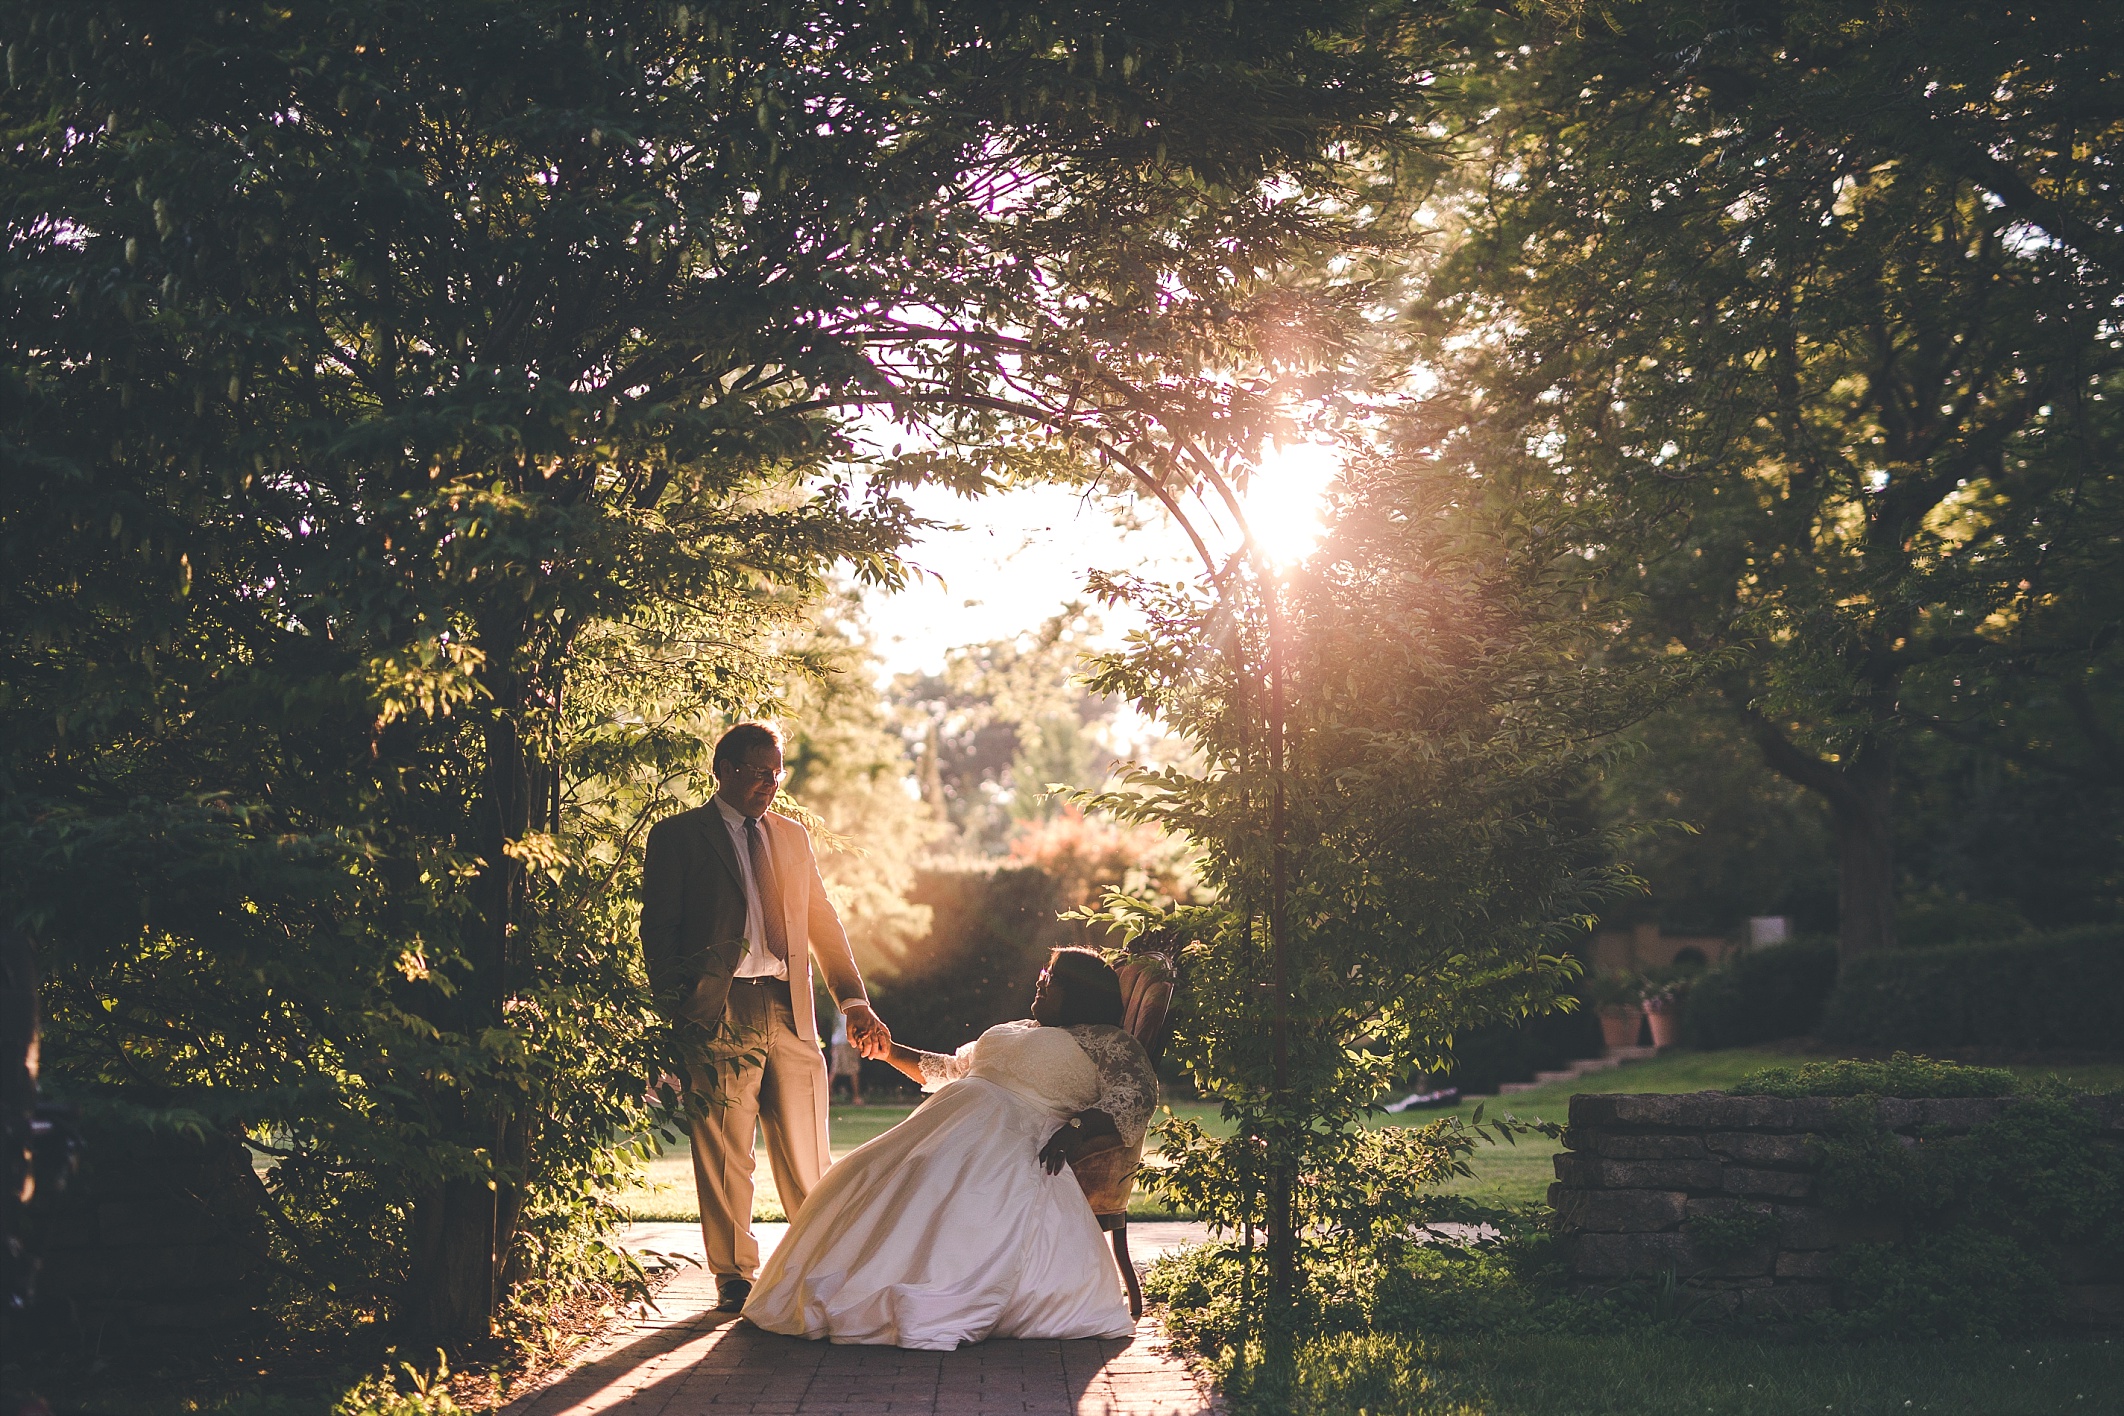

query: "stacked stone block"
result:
(1551, 1091), (2124, 1326)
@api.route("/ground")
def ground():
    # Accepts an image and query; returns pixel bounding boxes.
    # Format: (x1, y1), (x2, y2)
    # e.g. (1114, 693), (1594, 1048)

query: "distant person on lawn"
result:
(639, 722), (891, 1312)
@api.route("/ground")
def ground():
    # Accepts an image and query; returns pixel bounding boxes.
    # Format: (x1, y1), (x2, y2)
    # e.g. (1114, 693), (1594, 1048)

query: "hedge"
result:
(1731, 1053), (2019, 1098)
(1442, 1003), (1607, 1095)
(1819, 925), (2124, 1052)
(1677, 937), (1840, 1049)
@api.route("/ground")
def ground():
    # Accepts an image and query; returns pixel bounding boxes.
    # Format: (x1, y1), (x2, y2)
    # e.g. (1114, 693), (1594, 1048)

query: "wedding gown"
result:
(742, 1018), (1156, 1349)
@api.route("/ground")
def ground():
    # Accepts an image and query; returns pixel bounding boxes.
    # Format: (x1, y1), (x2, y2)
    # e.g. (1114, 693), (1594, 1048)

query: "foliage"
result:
(1583, 971), (1644, 1011)
(1008, 805), (1202, 916)
(777, 607), (941, 977)
(1818, 926), (2124, 1053)
(331, 1357), (463, 1416)
(1809, 1090), (2124, 1338)
(2, 0), (1430, 1341)
(892, 608), (1120, 854)
(1146, 1107), (1560, 1287)
(1621, 856), (2121, 1055)
(1416, 1), (2124, 957)
(865, 808), (1201, 1055)
(1185, 1328), (2124, 1416)
(1079, 424), (1678, 1356)
(859, 862), (1078, 1056)
(1826, 1230), (2056, 1345)
(1149, 1100), (2124, 1403)
(1734, 1053), (2018, 1100)
(1594, 699), (1840, 937)
(1144, 1202), (1625, 1371)
(1434, 1000), (1604, 1098)
(1675, 939), (1841, 1051)
(1635, 965), (1694, 1011)
(1894, 891), (2036, 950)
(1685, 1207), (1779, 1264)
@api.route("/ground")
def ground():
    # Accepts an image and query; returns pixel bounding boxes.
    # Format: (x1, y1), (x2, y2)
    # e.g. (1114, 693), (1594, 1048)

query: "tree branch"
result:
(1735, 702), (1859, 812)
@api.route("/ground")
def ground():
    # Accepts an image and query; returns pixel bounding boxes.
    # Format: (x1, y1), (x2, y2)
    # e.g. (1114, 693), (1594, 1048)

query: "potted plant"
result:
(1588, 971), (1647, 1049)
(1639, 972), (1691, 1049)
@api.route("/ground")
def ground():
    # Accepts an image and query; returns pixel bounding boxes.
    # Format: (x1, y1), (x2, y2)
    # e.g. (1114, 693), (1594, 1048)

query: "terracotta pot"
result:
(1598, 1005), (1644, 1049)
(1642, 1002), (1681, 1049)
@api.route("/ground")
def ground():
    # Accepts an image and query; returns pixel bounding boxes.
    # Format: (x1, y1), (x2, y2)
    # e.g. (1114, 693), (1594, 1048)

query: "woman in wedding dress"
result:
(741, 947), (1158, 1349)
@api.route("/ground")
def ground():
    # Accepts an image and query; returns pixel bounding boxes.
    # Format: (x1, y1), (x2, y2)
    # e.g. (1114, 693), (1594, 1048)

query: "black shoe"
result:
(716, 1278), (752, 1312)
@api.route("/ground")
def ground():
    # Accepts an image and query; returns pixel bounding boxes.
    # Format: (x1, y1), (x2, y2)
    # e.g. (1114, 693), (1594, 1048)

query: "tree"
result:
(863, 806), (1203, 1058)
(778, 606), (940, 979)
(892, 607), (1119, 853)
(1078, 440), (1669, 1369)
(1596, 698), (1839, 937)
(1413, 1), (2124, 958)
(1, 0), (1428, 1343)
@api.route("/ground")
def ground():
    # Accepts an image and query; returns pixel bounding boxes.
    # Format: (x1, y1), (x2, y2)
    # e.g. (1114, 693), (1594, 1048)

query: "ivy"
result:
(1686, 1207), (1778, 1264)
(1734, 1053), (2019, 1099)
(1812, 1090), (2124, 1338)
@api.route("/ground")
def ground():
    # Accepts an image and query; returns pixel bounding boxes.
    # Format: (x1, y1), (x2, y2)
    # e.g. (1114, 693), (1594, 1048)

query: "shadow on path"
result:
(506, 1263), (1216, 1416)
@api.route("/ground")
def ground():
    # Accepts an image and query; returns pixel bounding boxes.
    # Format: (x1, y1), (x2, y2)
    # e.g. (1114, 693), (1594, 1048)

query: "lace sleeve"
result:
(915, 1038), (978, 1092)
(1066, 1025), (1158, 1148)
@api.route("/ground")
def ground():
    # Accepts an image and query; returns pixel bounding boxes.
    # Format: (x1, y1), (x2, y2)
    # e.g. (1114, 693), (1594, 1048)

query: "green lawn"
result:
(1280, 1330), (2124, 1416)
(1366, 1050), (2124, 1209)
(612, 1052), (2124, 1221)
(612, 1102), (922, 1222)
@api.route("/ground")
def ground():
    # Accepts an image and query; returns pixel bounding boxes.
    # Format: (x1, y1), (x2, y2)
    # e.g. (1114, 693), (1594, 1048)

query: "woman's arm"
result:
(881, 1041), (948, 1088)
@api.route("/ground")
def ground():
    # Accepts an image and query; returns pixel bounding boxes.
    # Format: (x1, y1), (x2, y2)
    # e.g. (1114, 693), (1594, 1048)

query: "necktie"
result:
(744, 815), (791, 968)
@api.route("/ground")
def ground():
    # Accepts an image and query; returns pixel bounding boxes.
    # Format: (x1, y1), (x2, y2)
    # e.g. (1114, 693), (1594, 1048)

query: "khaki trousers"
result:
(687, 978), (831, 1282)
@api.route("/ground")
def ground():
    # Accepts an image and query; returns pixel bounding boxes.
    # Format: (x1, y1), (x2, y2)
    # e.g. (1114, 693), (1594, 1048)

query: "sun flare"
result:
(1240, 441), (1342, 567)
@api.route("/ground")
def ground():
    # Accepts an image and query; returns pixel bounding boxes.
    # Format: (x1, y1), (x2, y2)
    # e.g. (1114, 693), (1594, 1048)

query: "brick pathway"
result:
(506, 1227), (1217, 1416)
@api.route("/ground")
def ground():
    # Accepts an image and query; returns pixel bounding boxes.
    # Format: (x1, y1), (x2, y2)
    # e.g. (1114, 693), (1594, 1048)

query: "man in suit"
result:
(640, 722), (890, 1311)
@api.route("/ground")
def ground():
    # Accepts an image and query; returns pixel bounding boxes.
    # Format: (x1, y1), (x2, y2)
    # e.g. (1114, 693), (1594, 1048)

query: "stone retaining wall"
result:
(1552, 1092), (2124, 1327)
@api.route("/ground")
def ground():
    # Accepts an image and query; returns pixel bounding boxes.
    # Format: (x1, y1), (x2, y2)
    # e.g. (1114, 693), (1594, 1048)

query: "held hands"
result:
(844, 1003), (892, 1059)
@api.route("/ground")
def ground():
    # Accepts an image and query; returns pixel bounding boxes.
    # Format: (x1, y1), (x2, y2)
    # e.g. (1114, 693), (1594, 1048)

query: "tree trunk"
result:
(1829, 740), (1898, 957)
(1743, 711), (1900, 961)
(406, 1174), (498, 1343)
(1262, 578), (1296, 1372)
(405, 662), (535, 1343)
(494, 1099), (533, 1295)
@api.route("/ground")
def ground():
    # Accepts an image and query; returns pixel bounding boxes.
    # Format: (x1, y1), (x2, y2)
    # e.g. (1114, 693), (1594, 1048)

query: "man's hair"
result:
(712, 722), (782, 773)
(1045, 946), (1125, 1028)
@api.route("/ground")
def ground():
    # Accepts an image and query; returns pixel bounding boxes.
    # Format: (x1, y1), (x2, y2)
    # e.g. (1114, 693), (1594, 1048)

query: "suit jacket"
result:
(639, 804), (867, 1046)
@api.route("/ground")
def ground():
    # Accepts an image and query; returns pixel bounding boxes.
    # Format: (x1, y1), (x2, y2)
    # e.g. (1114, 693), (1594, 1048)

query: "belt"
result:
(733, 975), (790, 992)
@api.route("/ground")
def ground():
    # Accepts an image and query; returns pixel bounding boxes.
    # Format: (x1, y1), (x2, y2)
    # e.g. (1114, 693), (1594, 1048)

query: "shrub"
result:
(1144, 1203), (1623, 1366)
(861, 863), (1067, 1057)
(1687, 1206), (1779, 1261)
(1896, 892), (2034, 948)
(1819, 925), (2124, 1052)
(1675, 937), (1839, 1049)
(1721, 1056), (2123, 1340)
(865, 812), (1206, 1063)
(332, 1358), (462, 1416)
(1441, 1004), (1606, 1095)
(1733, 1052), (2018, 1099)
(1808, 1090), (2124, 1338)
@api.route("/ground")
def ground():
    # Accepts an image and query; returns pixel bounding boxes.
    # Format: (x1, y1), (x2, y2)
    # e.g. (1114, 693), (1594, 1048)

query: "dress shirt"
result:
(714, 796), (789, 981)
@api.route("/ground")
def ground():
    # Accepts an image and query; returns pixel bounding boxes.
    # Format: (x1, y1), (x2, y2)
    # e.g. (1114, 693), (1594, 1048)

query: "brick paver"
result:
(508, 1238), (1217, 1416)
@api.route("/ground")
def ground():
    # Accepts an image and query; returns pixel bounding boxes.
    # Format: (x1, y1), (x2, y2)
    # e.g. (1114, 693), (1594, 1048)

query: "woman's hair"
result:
(1044, 947), (1125, 1028)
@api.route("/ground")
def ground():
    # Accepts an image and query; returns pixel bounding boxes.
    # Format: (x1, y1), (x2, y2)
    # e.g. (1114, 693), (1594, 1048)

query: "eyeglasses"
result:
(722, 764), (786, 784)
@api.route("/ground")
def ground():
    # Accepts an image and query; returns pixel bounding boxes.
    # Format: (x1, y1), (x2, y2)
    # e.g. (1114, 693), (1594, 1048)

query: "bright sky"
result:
(866, 443), (1344, 681)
